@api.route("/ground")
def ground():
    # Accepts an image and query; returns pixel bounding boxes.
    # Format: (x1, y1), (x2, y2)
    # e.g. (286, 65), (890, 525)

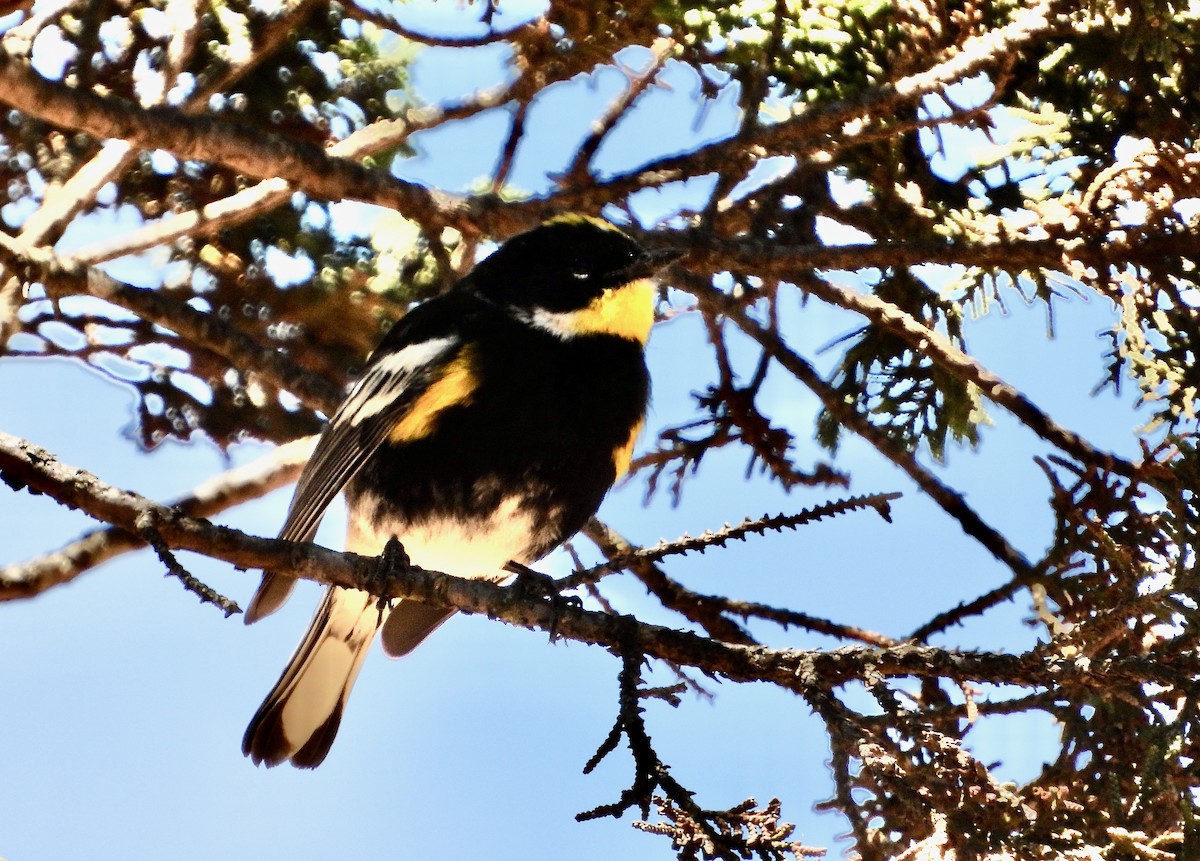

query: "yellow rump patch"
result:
(562, 278), (656, 344)
(389, 347), (478, 443)
(613, 417), (645, 480)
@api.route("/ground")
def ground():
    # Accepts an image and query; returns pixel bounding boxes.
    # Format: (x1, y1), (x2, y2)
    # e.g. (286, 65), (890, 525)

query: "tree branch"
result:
(0, 436), (313, 601)
(0, 231), (344, 414)
(61, 80), (519, 265)
(567, 494), (901, 587)
(0, 0), (1073, 253)
(546, 0), (1066, 219)
(0, 51), (464, 230)
(138, 510), (242, 616)
(682, 274), (1038, 583)
(557, 37), (674, 188)
(582, 518), (757, 646)
(1, 428), (1194, 697)
(714, 245), (1155, 483)
(343, 2), (548, 48)
(581, 517), (899, 648)
(0, 0), (324, 342)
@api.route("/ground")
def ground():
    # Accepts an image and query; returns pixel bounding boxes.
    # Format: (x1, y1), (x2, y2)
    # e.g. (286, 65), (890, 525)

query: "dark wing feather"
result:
(244, 294), (482, 623)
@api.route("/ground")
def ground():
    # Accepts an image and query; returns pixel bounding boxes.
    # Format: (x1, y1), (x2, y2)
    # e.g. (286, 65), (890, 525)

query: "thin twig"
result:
(557, 37), (674, 187)
(343, 2), (547, 48)
(719, 597), (897, 648)
(581, 517), (898, 648)
(582, 518), (756, 645)
(564, 493), (902, 588)
(136, 511), (241, 617)
(702, 245), (1158, 484)
(0, 231), (343, 414)
(684, 274), (1037, 583)
(491, 100), (530, 193)
(578, 642), (735, 861)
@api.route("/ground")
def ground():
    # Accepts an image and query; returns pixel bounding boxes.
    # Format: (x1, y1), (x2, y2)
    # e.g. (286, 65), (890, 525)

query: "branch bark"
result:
(62, 81), (518, 265)
(0, 231), (344, 414)
(0, 51), (464, 229)
(0, 428), (1192, 696)
(702, 243), (1157, 483)
(682, 273), (1038, 585)
(0, 436), (313, 600)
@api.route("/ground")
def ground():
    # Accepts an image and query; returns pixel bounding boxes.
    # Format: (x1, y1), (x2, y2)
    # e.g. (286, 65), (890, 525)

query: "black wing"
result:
(244, 293), (484, 623)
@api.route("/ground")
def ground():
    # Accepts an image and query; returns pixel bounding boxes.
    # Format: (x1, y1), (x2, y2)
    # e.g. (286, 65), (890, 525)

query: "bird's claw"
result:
(505, 561), (582, 641)
(370, 537), (412, 620)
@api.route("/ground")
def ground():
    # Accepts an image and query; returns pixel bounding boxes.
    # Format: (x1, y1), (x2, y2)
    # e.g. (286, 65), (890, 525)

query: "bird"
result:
(242, 214), (679, 768)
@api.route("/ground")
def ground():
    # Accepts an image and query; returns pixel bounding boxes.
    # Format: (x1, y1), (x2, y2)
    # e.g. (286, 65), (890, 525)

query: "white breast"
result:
(344, 492), (546, 578)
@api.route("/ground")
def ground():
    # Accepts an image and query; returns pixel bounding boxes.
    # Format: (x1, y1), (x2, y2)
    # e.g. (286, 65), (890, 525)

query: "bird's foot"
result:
(504, 561), (582, 641)
(369, 537), (411, 621)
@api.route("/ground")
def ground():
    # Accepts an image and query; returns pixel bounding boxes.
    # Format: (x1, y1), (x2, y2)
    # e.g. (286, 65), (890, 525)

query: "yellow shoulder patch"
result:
(388, 347), (478, 443)
(613, 417), (645, 480)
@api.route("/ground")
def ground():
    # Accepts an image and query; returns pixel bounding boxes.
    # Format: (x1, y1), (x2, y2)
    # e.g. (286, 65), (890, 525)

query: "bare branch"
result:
(2, 428), (1194, 696)
(557, 37), (674, 188)
(691, 244), (1163, 484)
(343, 2), (548, 48)
(0, 436), (313, 601)
(491, 100), (530, 194)
(138, 511), (241, 616)
(582, 518), (756, 646)
(0, 0), (323, 341)
(17, 141), (138, 246)
(0, 231), (343, 414)
(566, 493), (902, 588)
(682, 274), (1038, 585)
(63, 80), (520, 265)
(580, 515), (900, 649)
(0, 51), (463, 230)
(10, 0), (319, 246)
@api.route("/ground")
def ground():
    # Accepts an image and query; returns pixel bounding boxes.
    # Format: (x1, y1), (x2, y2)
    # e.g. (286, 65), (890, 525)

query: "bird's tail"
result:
(243, 586), (386, 768)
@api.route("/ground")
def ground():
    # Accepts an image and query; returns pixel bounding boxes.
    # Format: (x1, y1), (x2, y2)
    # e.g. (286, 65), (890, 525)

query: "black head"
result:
(458, 215), (679, 312)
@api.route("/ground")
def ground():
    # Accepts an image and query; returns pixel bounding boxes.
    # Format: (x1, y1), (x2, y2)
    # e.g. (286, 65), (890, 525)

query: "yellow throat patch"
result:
(560, 278), (656, 344)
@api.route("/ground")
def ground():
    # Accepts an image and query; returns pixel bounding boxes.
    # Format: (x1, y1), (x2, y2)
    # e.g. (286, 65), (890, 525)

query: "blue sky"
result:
(0, 2), (1149, 858)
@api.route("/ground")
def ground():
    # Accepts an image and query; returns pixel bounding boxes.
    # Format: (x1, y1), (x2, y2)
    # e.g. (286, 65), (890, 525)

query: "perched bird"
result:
(242, 214), (678, 768)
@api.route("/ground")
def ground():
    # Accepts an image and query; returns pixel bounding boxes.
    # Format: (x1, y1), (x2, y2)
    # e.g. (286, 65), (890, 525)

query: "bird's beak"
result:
(621, 247), (684, 282)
